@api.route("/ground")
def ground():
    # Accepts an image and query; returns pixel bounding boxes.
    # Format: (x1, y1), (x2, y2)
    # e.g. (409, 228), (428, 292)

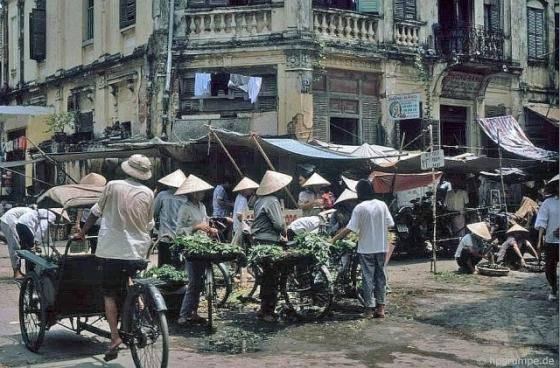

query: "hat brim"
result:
(466, 223), (492, 241)
(122, 161), (152, 181)
(256, 175), (292, 196)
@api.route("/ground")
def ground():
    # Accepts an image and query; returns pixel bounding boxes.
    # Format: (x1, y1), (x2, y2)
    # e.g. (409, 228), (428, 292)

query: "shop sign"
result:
(387, 93), (421, 120)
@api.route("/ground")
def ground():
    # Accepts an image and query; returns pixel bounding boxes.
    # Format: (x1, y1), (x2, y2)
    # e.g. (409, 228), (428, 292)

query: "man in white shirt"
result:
(535, 177), (559, 301)
(1, 207), (33, 278)
(445, 182), (469, 237)
(77, 154), (154, 361)
(332, 179), (394, 319)
(16, 209), (61, 251)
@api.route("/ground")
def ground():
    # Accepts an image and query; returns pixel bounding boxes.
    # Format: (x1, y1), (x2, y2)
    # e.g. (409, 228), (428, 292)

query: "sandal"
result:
(103, 346), (120, 362)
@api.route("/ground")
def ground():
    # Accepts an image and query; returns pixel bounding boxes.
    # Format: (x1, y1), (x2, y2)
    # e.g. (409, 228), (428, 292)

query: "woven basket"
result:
(477, 264), (510, 277)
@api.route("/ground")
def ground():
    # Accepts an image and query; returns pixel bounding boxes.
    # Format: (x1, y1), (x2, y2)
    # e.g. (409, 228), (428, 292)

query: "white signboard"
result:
(387, 93), (421, 120)
(421, 149), (445, 170)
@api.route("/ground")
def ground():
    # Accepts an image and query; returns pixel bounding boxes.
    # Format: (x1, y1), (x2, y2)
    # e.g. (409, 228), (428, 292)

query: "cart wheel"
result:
(127, 290), (170, 368)
(282, 264), (333, 321)
(19, 271), (47, 352)
(350, 259), (365, 307)
(211, 262), (232, 307)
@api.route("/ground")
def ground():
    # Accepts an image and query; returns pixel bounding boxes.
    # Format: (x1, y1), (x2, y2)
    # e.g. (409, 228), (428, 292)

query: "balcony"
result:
(183, 5), (273, 44)
(435, 26), (505, 62)
(394, 21), (422, 47)
(313, 8), (379, 46)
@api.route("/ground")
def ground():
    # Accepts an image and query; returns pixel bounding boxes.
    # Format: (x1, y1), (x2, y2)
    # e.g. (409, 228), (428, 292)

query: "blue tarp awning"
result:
(262, 138), (365, 161)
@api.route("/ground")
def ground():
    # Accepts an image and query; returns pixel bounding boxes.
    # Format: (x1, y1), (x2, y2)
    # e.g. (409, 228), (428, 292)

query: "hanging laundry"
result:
(19, 136), (27, 151)
(211, 73), (230, 96)
(247, 77), (262, 103)
(194, 72), (211, 97)
(228, 74), (251, 93)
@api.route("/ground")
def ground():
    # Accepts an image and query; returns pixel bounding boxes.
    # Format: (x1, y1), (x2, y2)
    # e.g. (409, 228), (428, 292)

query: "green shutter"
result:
(357, 0), (378, 13)
(489, 0), (500, 31)
(394, 0), (416, 20)
(527, 7), (545, 59)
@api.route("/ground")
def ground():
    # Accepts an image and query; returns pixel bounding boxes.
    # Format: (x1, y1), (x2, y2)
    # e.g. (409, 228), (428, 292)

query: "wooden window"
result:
(85, 0), (94, 41)
(484, 0), (501, 32)
(29, 8), (46, 61)
(527, 3), (546, 60)
(356, 0), (378, 13)
(394, 0), (416, 21)
(119, 0), (136, 29)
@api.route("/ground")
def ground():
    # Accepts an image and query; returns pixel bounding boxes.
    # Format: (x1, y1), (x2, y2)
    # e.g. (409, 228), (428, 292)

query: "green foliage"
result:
(248, 244), (285, 268)
(331, 239), (357, 258)
(413, 50), (433, 122)
(45, 111), (77, 133)
(173, 232), (243, 259)
(145, 265), (186, 282)
(293, 232), (331, 265)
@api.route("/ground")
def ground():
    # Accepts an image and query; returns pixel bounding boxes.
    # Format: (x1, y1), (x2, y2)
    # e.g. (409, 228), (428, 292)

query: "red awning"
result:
(369, 171), (442, 194)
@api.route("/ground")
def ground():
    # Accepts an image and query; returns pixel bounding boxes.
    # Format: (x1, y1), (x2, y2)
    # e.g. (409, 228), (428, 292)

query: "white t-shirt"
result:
(233, 194), (248, 233)
(347, 199), (394, 254)
(17, 209), (56, 244)
(445, 189), (469, 212)
(288, 216), (321, 235)
(1, 207), (33, 233)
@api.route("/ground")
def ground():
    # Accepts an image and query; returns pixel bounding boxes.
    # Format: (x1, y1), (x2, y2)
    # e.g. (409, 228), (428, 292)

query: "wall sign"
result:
(441, 72), (484, 100)
(387, 93), (421, 120)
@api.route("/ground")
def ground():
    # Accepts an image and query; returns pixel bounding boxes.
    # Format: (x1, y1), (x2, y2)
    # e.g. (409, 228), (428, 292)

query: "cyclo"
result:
(16, 183), (169, 368)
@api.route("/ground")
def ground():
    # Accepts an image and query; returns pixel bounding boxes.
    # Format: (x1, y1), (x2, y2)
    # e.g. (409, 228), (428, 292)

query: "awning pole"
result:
(389, 132), (406, 194)
(497, 131), (508, 213)
(430, 124), (438, 273)
(209, 130), (244, 178)
(26, 137), (78, 184)
(250, 133), (298, 208)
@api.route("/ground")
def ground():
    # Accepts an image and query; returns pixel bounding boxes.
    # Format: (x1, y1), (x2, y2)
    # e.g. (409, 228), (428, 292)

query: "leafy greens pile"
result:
(145, 265), (187, 283)
(173, 232), (244, 259)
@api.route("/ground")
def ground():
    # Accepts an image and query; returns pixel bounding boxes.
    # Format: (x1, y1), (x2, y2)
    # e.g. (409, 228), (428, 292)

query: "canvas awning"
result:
(525, 103), (559, 127)
(0, 105), (54, 116)
(369, 171), (442, 193)
(477, 115), (557, 161)
(37, 184), (105, 209)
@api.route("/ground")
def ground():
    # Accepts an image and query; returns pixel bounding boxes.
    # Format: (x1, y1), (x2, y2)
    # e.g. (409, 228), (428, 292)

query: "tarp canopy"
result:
(525, 103), (559, 127)
(477, 115), (558, 161)
(45, 147), (161, 162)
(37, 184), (104, 209)
(0, 105), (54, 116)
(369, 171), (442, 194)
(311, 140), (419, 166)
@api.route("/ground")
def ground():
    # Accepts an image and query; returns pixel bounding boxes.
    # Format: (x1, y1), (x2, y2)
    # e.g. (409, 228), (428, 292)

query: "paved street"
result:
(0, 244), (557, 368)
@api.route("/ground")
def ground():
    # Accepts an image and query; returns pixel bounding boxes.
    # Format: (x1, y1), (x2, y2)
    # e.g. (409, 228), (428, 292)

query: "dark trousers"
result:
(179, 260), (205, 317)
(456, 248), (482, 274)
(158, 241), (173, 267)
(260, 262), (284, 315)
(16, 224), (35, 250)
(544, 243), (559, 293)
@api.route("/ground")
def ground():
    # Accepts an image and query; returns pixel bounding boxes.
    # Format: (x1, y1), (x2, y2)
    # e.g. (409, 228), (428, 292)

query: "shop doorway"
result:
(330, 117), (359, 145)
(440, 105), (467, 156)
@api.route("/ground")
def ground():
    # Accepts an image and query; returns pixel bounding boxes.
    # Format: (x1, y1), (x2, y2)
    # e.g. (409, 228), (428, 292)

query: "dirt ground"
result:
(0, 243), (557, 368)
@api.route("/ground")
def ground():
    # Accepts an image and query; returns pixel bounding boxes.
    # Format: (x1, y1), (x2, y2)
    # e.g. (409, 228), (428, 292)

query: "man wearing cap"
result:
(232, 177), (259, 244)
(497, 224), (539, 270)
(153, 169), (188, 266)
(252, 170), (292, 322)
(1, 206), (33, 278)
(77, 154), (154, 361)
(175, 174), (217, 324)
(331, 179), (394, 319)
(535, 177), (559, 301)
(454, 222), (493, 274)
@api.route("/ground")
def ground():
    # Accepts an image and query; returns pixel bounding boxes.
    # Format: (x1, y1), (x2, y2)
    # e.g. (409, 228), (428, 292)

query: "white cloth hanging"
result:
(194, 73), (211, 97)
(247, 77), (262, 103)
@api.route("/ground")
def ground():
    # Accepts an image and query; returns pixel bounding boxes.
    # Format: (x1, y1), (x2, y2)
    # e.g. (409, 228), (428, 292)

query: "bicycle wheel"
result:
(211, 262), (232, 307)
(282, 264), (333, 321)
(127, 289), (170, 368)
(350, 257), (365, 307)
(19, 271), (47, 352)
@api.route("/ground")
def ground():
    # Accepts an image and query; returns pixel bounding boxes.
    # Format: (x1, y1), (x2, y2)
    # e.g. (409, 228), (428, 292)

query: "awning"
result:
(37, 184), (104, 209)
(45, 148), (161, 162)
(369, 171), (442, 193)
(477, 115), (557, 161)
(0, 158), (45, 168)
(0, 105), (54, 116)
(525, 103), (559, 127)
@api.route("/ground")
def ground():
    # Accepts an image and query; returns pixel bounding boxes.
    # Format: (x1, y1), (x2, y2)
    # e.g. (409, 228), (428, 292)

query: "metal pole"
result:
(497, 131), (508, 213)
(430, 124), (438, 273)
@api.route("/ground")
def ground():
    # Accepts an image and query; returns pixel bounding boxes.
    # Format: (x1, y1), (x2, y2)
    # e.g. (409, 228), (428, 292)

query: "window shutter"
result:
(527, 7), (545, 59)
(78, 112), (94, 133)
(361, 96), (379, 144)
(29, 9), (46, 61)
(313, 95), (329, 141)
(119, 0), (136, 29)
(394, 0), (416, 20)
(357, 0), (378, 13)
(489, 0), (500, 31)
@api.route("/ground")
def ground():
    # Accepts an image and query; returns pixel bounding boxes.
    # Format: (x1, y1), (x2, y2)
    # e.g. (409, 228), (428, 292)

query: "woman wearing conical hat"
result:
(175, 174), (217, 325)
(251, 170), (292, 322)
(298, 172), (331, 217)
(231, 177), (259, 244)
(496, 224), (539, 270)
(454, 222), (493, 274)
(153, 169), (188, 266)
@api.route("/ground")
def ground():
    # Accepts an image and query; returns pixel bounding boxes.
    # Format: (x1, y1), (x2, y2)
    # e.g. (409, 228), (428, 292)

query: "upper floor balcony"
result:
(435, 26), (505, 63)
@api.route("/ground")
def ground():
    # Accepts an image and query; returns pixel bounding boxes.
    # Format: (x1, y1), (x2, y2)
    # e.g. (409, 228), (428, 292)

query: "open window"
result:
(330, 117), (359, 145)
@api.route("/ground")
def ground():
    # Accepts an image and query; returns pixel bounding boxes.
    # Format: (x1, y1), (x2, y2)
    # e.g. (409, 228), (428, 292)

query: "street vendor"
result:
(175, 174), (217, 325)
(455, 222), (493, 274)
(1, 206), (33, 278)
(153, 169), (188, 266)
(298, 172), (332, 216)
(16, 208), (69, 251)
(328, 188), (357, 236)
(497, 224), (539, 270)
(231, 177), (259, 244)
(534, 175), (559, 301)
(251, 170), (292, 322)
(76, 154), (155, 362)
(212, 177), (234, 217)
(287, 210), (333, 240)
(445, 177), (469, 237)
(331, 179), (395, 319)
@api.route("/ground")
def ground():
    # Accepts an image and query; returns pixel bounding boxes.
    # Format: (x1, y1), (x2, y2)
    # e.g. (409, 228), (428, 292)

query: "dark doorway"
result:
(440, 105), (467, 156)
(330, 117), (359, 145)
(438, 0), (473, 28)
(399, 119), (423, 150)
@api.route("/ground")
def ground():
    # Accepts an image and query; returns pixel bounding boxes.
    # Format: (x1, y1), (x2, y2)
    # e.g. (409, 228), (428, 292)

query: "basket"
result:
(256, 252), (315, 267)
(184, 251), (246, 263)
(477, 263), (510, 277)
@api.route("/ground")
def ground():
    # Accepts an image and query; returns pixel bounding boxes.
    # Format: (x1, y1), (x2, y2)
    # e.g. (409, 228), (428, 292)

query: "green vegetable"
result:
(293, 233), (331, 265)
(248, 245), (285, 268)
(173, 232), (244, 259)
(331, 239), (357, 258)
(145, 265), (187, 282)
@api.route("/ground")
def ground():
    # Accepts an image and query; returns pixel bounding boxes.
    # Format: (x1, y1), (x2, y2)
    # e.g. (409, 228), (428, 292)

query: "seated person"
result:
(455, 222), (493, 274)
(497, 224), (539, 269)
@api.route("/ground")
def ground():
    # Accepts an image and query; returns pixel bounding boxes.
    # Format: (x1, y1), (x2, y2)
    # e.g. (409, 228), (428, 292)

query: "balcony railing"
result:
(435, 26), (505, 62)
(313, 8), (378, 45)
(394, 21), (421, 47)
(184, 6), (272, 43)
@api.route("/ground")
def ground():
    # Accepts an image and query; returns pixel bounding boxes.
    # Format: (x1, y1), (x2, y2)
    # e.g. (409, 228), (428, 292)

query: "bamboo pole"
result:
(497, 131), (508, 213)
(25, 137), (78, 184)
(209, 129), (244, 178)
(430, 124), (438, 273)
(250, 134), (298, 208)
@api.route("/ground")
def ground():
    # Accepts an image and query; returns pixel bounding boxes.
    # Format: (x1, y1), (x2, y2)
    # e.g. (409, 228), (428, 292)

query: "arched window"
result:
(527, 0), (547, 60)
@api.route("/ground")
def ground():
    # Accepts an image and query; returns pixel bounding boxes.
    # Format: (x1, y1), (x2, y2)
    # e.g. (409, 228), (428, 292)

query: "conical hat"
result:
(233, 177), (259, 192)
(49, 208), (71, 223)
(175, 174), (214, 195)
(158, 169), (187, 188)
(341, 176), (358, 191)
(302, 173), (330, 188)
(466, 222), (492, 241)
(506, 223), (529, 234)
(79, 173), (107, 186)
(549, 174), (559, 183)
(334, 188), (358, 205)
(256, 170), (292, 196)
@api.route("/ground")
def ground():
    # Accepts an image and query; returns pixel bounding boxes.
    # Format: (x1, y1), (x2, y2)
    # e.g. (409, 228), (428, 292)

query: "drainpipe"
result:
(17, 0), (23, 90)
(162, 0), (175, 139)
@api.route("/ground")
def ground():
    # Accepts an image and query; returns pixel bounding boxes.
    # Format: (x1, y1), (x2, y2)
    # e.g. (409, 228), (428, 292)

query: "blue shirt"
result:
(212, 185), (230, 217)
(154, 189), (188, 240)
